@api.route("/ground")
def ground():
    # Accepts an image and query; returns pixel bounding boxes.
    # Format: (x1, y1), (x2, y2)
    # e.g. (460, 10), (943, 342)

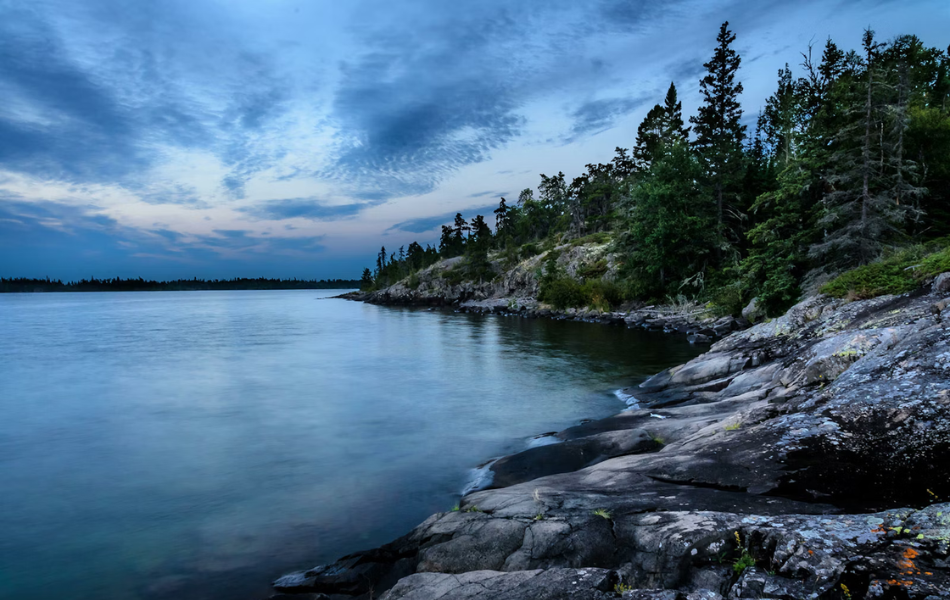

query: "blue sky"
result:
(0, 0), (947, 280)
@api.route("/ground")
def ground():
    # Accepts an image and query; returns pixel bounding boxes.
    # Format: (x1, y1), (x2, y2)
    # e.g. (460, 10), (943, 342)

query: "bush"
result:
(708, 282), (746, 317)
(820, 241), (950, 300)
(538, 277), (624, 310)
(582, 279), (624, 311)
(918, 245), (950, 278)
(520, 243), (539, 259)
(538, 277), (587, 309)
(819, 261), (919, 299)
(577, 259), (608, 280)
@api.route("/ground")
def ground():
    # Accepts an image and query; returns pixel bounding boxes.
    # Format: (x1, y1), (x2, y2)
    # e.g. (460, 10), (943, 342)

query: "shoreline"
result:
(338, 290), (753, 345)
(272, 285), (950, 599)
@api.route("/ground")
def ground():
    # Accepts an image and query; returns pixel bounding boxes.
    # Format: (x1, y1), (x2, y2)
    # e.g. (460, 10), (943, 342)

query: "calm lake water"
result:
(0, 290), (702, 600)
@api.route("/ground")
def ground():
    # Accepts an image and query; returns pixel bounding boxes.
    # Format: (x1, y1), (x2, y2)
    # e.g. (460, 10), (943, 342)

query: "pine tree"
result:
(690, 21), (748, 258)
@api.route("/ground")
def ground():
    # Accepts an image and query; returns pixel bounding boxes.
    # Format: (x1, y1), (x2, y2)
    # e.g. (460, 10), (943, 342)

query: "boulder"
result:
(934, 271), (950, 294)
(741, 298), (765, 323)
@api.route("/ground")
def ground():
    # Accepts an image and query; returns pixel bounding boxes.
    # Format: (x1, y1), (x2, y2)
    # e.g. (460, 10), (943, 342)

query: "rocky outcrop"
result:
(274, 288), (950, 600)
(352, 242), (615, 309)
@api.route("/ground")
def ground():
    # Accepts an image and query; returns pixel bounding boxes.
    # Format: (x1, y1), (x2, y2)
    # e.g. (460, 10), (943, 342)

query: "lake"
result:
(0, 290), (702, 600)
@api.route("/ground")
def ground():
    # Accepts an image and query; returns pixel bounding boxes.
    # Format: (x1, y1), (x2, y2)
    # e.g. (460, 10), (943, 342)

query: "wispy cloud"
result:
(239, 198), (378, 221)
(387, 204), (498, 234)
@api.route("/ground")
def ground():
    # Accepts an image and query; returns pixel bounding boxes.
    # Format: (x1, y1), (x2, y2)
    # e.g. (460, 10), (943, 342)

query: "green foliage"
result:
(819, 259), (919, 299)
(724, 422), (741, 431)
(614, 582), (633, 595)
(616, 142), (715, 299)
(570, 232), (613, 247)
(706, 275), (746, 317)
(407, 272), (421, 290)
(443, 267), (466, 286)
(583, 280), (624, 311)
(520, 243), (539, 259)
(539, 277), (587, 309)
(918, 245), (950, 277)
(538, 277), (624, 311)
(820, 242), (950, 299)
(358, 27), (950, 312)
(733, 551), (756, 574)
(577, 259), (608, 280)
(592, 508), (612, 520)
(732, 531), (756, 573)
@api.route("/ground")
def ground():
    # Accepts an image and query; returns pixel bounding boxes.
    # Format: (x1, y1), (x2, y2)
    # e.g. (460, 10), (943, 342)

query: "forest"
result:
(0, 277), (361, 293)
(362, 23), (950, 317)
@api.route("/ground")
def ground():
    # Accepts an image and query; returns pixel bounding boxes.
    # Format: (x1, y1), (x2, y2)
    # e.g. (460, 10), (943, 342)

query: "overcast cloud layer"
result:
(0, 0), (947, 280)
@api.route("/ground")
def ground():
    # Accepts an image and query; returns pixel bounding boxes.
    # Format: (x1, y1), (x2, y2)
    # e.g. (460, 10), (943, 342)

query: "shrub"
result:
(582, 279), (624, 311)
(577, 259), (609, 280)
(539, 277), (587, 309)
(707, 283), (746, 317)
(520, 243), (539, 259)
(820, 261), (918, 299)
(820, 241), (950, 300)
(443, 268), (465, 286)
(918, 245), (950, 278)
(538, 277), (624, 310)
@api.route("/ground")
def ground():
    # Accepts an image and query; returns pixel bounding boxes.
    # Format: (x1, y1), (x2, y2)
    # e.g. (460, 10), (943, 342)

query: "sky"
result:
(0, 0), (947, 281)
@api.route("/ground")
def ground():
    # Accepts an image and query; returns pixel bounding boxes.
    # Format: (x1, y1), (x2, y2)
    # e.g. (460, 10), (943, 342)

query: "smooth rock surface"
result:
(276, 288), (950, 599)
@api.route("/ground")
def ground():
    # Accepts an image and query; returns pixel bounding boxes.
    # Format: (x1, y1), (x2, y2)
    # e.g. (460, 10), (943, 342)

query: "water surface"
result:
(0, 290), (702, 600)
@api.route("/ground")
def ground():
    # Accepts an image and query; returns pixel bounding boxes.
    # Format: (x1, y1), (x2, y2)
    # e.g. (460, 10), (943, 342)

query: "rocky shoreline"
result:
(341, 289), (753, 345)
(277, 282), (950, 600)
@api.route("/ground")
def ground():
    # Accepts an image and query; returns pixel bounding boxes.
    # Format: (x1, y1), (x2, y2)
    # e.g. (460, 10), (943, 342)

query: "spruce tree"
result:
(810, 29), (906, 272)
(662, 82), (690, 142)
(633, 83), (689, 172)
(617, 142), (715, 298)
(689, 22), (747, 258)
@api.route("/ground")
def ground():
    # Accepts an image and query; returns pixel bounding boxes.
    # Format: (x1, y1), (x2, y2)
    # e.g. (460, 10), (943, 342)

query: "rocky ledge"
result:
(278, 284), (950, 600)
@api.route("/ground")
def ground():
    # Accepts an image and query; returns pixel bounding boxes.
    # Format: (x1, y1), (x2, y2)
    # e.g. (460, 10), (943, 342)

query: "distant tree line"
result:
(364, 23), (950, 315)
(0, 277), (361, 293)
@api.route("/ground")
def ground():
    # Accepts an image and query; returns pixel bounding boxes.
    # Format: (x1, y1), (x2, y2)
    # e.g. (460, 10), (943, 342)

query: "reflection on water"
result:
(0, 290), (702, 600)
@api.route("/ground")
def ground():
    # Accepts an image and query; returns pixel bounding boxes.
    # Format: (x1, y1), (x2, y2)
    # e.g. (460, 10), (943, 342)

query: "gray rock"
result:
(277, 291), (950, 600)
(741, 298), (765, 323)
(934, 271), (950, 294)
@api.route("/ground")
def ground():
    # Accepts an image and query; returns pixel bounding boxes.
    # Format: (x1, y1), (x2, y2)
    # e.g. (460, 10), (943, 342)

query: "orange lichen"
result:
(897, 547), (919, 574)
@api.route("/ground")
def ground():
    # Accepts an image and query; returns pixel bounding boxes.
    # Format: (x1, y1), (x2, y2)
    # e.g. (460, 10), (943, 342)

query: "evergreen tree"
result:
(452, 212), (470, 252)
(375, 246), (387, 279)
(617, 142), (715, 297)
(810, 29), (912, 272)
(632, 83), (689, 172)
(494, 197), (512, 237)
(690, 21), (748, 258)
(662, 82), (690, 142)
(439, 226), (454, 256)
(360, 268), (374, 290)
(632, 104), (667, 171)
